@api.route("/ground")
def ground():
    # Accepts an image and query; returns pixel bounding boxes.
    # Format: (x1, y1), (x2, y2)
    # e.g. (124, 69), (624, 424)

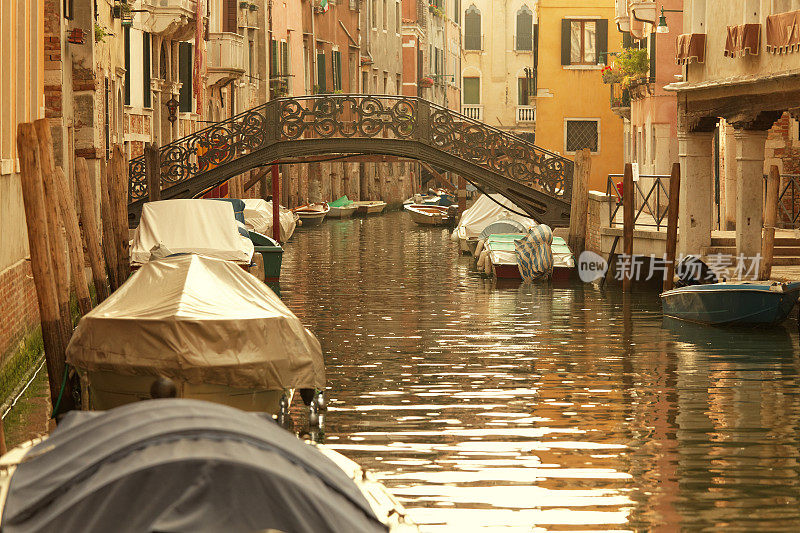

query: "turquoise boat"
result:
(248, 230), (283, 283)
(660, 281), (800, 326)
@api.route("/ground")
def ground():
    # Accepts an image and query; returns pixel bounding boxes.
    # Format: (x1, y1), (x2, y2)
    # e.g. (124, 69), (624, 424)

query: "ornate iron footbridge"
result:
(128, 95), (573, 227)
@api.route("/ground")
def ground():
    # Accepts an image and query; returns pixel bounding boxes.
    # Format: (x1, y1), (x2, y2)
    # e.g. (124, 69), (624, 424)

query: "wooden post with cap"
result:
(272, 165), (281, 243)
(663, 163), (681, 291)
(622, 163), (634, 292)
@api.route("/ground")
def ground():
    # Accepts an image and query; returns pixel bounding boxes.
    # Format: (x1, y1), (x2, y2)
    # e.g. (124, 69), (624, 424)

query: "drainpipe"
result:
(311, 2), (317, 93)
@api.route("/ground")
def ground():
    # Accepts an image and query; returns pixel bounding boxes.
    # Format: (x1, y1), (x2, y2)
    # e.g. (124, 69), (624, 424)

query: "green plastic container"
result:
(248, 230), (283, 283)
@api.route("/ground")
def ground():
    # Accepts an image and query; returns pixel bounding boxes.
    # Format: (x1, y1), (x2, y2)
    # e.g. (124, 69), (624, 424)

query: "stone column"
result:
(722, 122), (737, 230)
(678, 131), (715, 257)
(733, 128), (768, 260)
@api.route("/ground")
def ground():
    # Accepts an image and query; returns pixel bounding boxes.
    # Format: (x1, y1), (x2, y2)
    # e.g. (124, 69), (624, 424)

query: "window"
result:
(179, 42), (193, 113)
(516, 5), (533, 51)
(143, 32), (151, 108)
(383, 0), (387, 29)
(124, 27), (131, 105)
(396, 2), (401, 33)
(454, 0), (460, 24)
(371, 0), (377, 28)
(270, 40), (279, 79)
(249, 40), (255, 78)
(518, 77), (535, 105)
(463, 77), (480, 104)
(332, 50), (342, 91)
(464, 5), (481, 50)
(565, 119), (599, 153)
(561, 19), (608, 65)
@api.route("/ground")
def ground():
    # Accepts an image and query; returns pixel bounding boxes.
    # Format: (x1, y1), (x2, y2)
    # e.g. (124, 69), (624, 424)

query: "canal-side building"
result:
(0, 0), (45, 375)
(610, 0), (682, 177)
(665, 1), (800, 258)
(460, 1), (538, 140)
(534, 0), (624, 192)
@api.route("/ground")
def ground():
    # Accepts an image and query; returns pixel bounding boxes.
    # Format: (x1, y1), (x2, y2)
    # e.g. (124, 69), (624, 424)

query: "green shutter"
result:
(463, 77), (479, 104)
(596, 19), (608, 65)
(124, 27), (130, 105)
(143, 32), (151, 108)
(649, 33), (656, 82)
(464, 7), (481, 50)
(622, 31), (632, 49)
(270, 40), (278, 78)
(336, 52), (342, 90)
(516, 9), (532, 51)
(561, 19), (571, 65)
(317, 52), (326, 93)
(281, 41), (289, 76)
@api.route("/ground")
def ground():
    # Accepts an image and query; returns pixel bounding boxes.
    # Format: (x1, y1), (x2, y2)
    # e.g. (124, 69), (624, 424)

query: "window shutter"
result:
(596, 19), (608, 65)
(179, 42), (192, 113)
(463, 77), (479, 104)
(335, 51), (342, 90)
(143, 33), (151, 108)
(223, 0), (237, 33)
(622, 31), (631, 49)
(317, 52), (326, 92)
(124, 27), (130, 105)
(516, 9), (532, 51)
(533, 24), (539, 91)
(270, 40), (278, 78)
(561, 19), (571, 65)
(464, 7), (481, 50)
(649, 33), (656, 82)
(281, 41), (289, 76)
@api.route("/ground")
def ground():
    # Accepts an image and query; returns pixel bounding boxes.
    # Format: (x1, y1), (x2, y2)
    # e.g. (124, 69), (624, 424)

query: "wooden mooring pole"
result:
(75, 157), (110, 302)
(17, 123), (73, 414)
(760, 165), (780, 280)
(54, 166), (92, 316)
(568, 148), (591, 258)
(99, 158), (120, 292)
(144, 142), (161, 202)
(272, 165), (281, 243)
(622, 163), (634, 292)
(110, 146), (130, 286)
(663, 163), (682, 292)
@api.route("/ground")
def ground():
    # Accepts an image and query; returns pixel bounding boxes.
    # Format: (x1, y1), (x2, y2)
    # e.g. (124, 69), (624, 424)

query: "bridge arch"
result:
(128, 95), (573, 227)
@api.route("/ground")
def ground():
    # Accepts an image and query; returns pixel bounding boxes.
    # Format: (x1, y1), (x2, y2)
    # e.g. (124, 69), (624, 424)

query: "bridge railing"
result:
(129, 94), (573, 203)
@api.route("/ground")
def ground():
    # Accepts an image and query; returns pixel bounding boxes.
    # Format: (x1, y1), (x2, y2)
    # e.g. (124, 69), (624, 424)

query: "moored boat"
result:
(328, 195), (358, 218)
(353, 200), (387, 215)
(660, 281), (800, 325)
(66, 254), (325, 415)
(242, 198), (298, 241)
(129, 199), (255, 269)
(477, 233), (575, 280)
(404, 204), (454, 226)
(453, 194), (536, 255)
(0, 399), (418, 533)
(293, 202), (330, 226)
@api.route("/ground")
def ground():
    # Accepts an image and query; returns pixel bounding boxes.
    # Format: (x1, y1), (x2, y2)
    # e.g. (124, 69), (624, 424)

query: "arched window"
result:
(464, 5), (481, 50)
(516, 5), (533, 51)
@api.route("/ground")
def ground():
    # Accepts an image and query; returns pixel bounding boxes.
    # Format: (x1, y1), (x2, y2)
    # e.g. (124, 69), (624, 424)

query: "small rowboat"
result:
(329, 204), (358, 218)
(660, 281), (800, 325)
(293, 202), (330, 227)
(404, 204), (453, 226)
(478, 234), (575, 280)
(353, 201), (387, 215)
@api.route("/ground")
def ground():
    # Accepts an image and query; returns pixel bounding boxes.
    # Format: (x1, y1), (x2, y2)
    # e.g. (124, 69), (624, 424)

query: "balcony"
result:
(462, 105), (483, 121)
(630, 1), (657, 25)
(516, 105), (535, 124)
(207, 32), (247, 86)
(610, 83), (631, 120)
(140, 0), (197, 40)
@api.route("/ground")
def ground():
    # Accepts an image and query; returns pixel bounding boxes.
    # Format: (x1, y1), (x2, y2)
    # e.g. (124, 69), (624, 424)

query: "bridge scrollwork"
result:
(128, 95), (573, 225)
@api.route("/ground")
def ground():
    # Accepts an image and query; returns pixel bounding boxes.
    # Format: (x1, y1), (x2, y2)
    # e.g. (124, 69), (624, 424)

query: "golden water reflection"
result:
(280, 212), (800, 531)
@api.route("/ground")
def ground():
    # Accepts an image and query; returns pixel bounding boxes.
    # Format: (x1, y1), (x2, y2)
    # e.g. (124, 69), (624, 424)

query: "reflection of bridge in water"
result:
(128, 95), (574, 227)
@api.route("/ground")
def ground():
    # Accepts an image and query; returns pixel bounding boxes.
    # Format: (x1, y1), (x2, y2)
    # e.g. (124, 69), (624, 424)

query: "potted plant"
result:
(419, 76), (434, 88)
(249, 3), (258, 11)
(240, 1), (249, 8)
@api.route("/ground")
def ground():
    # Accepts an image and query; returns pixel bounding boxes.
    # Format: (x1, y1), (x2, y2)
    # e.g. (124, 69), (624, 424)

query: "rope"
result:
(50, 364), (70, 418)
(2, 359), (46, 420)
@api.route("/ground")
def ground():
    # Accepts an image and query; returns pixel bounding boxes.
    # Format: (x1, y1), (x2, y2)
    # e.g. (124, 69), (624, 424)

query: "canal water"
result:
(280, 210), (800, 532)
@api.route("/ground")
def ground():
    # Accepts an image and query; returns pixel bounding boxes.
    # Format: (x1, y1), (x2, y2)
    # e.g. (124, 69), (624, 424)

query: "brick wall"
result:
(765, 112), (800, 227)
(586, 191), (612, 254)
(0, 261), (40, 364)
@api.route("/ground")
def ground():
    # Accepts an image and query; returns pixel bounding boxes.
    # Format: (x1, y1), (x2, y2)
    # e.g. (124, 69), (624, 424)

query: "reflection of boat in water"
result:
(293, 203), (330, 227)
(662, 316), (796, 358)
(66, 254), (325, 416)
(404, 204), (455, 226)
(661, 281), (800, 326)
(0, 399), (418, 532)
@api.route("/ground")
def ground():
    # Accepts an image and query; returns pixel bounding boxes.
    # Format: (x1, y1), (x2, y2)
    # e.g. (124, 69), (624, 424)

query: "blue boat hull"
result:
(660, 283), (800, 326)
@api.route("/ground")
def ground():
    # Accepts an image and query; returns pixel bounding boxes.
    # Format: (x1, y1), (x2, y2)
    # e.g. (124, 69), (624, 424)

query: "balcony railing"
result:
(461, 104), (483, 121)
(207, 32), (247, 85)
(516, 105), (535, 124)
(610, 83), (631, 109)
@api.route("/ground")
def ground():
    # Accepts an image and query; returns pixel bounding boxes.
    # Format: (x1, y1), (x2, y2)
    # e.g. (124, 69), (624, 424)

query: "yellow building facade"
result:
(535, 0), (624, 192)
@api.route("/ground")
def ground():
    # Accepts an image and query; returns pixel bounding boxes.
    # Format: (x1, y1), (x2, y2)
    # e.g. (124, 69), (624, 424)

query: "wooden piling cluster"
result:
(16, 119), (131, 417)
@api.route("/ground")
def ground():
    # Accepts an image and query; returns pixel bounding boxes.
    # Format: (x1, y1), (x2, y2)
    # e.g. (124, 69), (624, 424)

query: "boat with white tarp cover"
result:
(0, 399), (418, 533)
(452, 194), (536, 255)
(242, 198), (299, 241)
(66, 254), (325, 414)
(130, 199), (254, 267)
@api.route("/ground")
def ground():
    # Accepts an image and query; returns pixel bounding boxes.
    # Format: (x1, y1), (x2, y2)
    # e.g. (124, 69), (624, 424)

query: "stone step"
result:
(707, 246), (800, 256)
(711, 237), (800, 247)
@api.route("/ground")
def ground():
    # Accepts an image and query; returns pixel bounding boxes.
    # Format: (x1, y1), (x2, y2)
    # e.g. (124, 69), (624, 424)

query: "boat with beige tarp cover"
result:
(66, 253), (325, 415)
